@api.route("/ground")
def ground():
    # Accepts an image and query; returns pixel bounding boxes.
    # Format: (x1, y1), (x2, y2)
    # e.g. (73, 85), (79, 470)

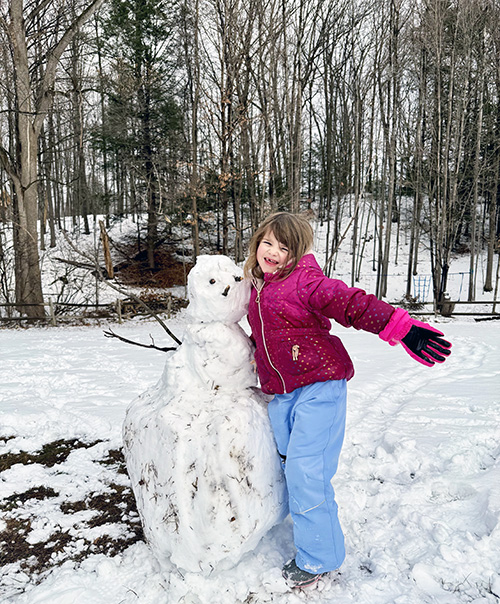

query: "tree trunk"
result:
(9, 0), (44, 317)
(190, 0), (201, 260)
(94, 14), (111, 227)
(378, 0), (399, 299)
(71, 37), (91, 235)
(468, 42), (485, 301)
(1, 0), (107, 318)
(484, 106), (500, 292)
(407, 46), (426, 298)
(40, 125), (57, 249)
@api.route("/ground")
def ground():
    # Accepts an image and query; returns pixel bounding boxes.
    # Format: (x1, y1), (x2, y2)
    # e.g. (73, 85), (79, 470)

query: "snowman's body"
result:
(123, 255), (287, 574)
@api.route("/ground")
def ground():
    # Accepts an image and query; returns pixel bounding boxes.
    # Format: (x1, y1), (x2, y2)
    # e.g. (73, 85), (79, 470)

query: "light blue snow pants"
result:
(268, 379), (347, 574)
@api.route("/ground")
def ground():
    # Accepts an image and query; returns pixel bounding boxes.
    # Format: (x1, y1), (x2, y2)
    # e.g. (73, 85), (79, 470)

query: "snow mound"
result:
(123, 255), (287, 574)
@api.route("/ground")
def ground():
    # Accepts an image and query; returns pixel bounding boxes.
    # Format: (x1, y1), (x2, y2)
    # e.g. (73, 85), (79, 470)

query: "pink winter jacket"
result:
(247, 254), (396, 395)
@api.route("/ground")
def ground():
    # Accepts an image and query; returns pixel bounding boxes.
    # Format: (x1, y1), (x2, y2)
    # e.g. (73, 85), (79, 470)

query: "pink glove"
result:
(379, 308), (452, 367)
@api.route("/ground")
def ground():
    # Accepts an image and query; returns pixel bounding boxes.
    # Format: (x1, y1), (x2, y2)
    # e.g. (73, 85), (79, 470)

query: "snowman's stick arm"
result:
(104, 284), (182, 345)
(103, 328), (177, 352)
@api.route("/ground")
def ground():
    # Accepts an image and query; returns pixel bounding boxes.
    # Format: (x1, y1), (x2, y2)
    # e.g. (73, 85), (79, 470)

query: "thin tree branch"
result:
(53, 256), (98, 271)
(35, 0), (107, 135)
(0, 145), (20, 188)
(26, 0), (55, 27)
(60, 229), (182, 346)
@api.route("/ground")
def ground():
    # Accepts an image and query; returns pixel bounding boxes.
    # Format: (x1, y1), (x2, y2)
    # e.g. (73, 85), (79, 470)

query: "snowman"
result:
(123, 255), (287, 574)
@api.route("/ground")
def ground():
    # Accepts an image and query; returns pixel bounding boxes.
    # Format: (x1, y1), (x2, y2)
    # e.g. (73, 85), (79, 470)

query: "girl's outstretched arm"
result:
(295, 259), (451, 367)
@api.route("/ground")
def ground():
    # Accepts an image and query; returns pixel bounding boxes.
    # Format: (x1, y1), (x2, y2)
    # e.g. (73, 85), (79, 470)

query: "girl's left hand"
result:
(401, 322), (452, 366)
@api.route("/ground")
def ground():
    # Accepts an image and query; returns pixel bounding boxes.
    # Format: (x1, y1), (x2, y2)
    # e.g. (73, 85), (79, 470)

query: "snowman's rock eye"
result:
(210, 279), (216, 284)
(234, 276), (243, 282)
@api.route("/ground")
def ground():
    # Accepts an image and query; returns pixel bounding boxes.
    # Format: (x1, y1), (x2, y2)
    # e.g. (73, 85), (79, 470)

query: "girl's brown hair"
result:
(244, 212), (314, 280)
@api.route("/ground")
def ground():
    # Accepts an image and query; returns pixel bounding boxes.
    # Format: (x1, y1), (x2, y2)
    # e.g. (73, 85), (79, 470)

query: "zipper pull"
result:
(292, 344), (300, 361)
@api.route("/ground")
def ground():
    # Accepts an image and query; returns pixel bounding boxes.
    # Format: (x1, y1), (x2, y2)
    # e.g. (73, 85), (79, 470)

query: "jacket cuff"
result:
(378, 307), (412, 346)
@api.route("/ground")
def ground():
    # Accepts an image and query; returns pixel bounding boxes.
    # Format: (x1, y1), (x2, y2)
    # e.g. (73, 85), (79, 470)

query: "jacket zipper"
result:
(254, 282), (287, 394)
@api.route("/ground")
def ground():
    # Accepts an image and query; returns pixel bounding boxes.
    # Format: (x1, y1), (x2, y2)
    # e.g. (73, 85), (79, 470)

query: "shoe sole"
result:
(284, 572), (325, 589)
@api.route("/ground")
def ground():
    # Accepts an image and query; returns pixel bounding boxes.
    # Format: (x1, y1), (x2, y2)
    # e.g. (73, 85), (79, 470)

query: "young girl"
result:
(244, 212), (451, 589)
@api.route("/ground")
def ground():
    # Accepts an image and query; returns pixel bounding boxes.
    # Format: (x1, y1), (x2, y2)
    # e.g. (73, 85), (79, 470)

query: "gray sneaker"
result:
(282, 558), (326, 588)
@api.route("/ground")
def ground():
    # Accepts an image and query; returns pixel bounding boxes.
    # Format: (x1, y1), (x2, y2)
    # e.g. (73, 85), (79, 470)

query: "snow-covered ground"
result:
(1, 214), (499, 603)
(1, 313), (499, 603)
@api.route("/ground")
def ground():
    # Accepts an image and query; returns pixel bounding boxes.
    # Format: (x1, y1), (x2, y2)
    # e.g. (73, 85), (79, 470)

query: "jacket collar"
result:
(262, 253), (318, 282)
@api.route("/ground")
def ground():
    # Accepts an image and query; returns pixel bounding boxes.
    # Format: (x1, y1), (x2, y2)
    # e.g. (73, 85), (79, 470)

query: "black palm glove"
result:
(401, 324), (452, 366)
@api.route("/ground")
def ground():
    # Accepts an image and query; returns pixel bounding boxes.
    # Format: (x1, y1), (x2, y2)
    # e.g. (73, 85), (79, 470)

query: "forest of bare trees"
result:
(1, 0), (499, 318)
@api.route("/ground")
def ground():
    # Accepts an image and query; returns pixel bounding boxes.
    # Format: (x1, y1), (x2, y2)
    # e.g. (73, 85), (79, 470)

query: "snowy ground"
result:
(1, 312), (499, 604)
(1, 212), (500, 603)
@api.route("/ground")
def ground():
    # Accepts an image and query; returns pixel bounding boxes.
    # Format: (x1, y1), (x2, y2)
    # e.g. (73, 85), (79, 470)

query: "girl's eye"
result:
(210, 278), (216, 284)
(281, 247), (289, 253)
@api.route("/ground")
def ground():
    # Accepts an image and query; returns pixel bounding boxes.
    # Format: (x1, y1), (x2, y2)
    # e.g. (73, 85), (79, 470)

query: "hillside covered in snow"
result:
(1, 217), (499, 603)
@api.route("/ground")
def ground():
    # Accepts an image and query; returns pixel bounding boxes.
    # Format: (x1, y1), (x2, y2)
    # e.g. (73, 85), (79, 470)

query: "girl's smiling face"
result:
(256, 230), (290, 274)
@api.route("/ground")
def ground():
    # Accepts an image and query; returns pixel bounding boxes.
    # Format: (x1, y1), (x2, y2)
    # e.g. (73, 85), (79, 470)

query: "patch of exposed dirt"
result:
(113, 241), (193, 289)
(2, 486), (59, 512)
(0, 439), (144, 587)
(0, 439), (101, 472)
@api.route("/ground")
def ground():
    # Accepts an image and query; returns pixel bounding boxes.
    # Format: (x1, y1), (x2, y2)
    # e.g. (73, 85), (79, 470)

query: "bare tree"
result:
(484, 11), (500, 292)
(375, 0), (407, 299)
(0, 0), (106, 317)
(181, 0), (202, 260)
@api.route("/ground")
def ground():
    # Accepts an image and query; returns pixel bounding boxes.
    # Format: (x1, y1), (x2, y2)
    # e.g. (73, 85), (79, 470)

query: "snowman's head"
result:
(187, 255), (250, 323)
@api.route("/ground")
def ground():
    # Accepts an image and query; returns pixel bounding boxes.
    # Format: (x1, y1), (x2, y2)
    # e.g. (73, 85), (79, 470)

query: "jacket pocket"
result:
(271, 334), (334, 377)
